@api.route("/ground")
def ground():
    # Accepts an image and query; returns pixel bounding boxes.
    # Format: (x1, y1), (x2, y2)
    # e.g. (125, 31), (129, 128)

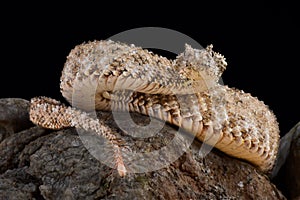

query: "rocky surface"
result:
(0, 98), (33, 142)
(273, 122), (300, 200)
(0, 98), (286, 199)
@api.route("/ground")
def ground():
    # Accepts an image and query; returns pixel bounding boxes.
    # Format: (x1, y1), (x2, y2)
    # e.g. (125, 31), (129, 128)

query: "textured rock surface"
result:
(0, 98), (33, 142)
(273, 122), (300, 199)
(0, 167), (41, 199)
(0, 98), (286, 199)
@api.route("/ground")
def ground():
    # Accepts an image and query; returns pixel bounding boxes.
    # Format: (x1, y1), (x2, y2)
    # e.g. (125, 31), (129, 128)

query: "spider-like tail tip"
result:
(117, 163), (127, 177)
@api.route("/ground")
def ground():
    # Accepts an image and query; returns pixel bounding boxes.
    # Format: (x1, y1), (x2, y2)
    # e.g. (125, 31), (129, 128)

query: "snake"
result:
(29, 40), (280, 176)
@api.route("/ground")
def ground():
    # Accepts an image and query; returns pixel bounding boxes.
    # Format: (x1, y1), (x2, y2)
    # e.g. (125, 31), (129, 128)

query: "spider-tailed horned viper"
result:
(29, 40), (279, 177)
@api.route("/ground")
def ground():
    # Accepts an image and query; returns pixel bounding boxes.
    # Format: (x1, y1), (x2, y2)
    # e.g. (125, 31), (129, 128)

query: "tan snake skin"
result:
(29, 40), (279, 176)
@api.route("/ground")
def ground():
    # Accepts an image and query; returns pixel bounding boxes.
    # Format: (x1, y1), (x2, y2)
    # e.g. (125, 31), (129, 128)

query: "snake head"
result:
(176, 44), (227, 85)
(29, 96), (73, 130)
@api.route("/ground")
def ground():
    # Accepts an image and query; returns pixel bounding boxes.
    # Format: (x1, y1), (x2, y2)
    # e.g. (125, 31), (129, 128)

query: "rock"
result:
(0, 126), (47, 173)
(273, 122), (300, 199)
(271, 125), (295, 179)
(0, 98), (33, 142)
(0, 98), (286, 199)
(23, 126), (285, 200)
(0, 167), (41, 199)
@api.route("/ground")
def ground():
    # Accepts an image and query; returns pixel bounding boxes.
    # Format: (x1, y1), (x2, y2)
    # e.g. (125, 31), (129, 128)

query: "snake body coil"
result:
(30, 40), (279, 174)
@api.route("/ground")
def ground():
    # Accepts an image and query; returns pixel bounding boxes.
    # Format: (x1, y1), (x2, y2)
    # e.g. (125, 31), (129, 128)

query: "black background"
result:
(1, 2), (298, 136)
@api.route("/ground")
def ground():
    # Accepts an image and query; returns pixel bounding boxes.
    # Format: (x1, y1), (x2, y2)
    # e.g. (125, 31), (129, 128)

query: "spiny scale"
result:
(30, 40), (279, 174)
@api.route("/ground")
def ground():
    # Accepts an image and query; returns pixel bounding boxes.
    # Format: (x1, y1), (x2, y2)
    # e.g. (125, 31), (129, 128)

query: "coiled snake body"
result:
(29, 40), (279, 176)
